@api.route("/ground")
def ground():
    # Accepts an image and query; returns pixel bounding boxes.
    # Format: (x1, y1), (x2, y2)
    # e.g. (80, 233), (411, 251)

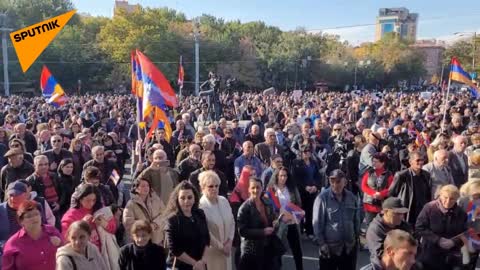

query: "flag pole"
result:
(136, 97), (143, 165)
(441, 77), (452, 133)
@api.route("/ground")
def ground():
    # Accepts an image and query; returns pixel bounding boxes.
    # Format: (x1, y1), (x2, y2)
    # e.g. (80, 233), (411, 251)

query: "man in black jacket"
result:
(177, 143), (202, 182)
(42, 135), (73, 173)
(0, 148), (34, 200)
(189, 151), (228, 197)
(388, 151), (432, 226)
(366, 197), (412, 261)
(10, 123), (37, 155)
(26, 155), (61, 215)
(361, 230), (418, 270)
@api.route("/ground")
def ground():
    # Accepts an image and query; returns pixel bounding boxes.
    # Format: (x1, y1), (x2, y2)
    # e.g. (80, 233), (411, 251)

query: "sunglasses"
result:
(333, 128), (341, 131)
(53, 140), (62, 143)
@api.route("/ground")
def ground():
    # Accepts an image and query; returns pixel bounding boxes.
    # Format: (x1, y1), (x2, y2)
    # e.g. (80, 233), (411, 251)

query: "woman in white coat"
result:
(199, 170), (235, 270)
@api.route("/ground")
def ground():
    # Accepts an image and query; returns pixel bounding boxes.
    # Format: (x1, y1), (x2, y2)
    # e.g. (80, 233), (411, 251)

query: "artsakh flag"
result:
(266, 187), (281, 211)
(285, 202), (305, 224)
(40, 65), (68, 107)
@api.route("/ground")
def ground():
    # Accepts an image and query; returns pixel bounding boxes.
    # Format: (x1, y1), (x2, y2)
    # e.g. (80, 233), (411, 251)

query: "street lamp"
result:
(353, 60), (371, 89)
(454, 31), (477, 74)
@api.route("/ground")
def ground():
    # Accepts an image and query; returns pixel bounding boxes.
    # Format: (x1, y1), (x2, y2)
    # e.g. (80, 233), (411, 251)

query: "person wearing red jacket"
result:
(361, 152), (394, 226)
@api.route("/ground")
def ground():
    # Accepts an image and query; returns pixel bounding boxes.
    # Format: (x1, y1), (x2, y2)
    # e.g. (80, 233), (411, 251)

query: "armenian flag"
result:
(450, 57), (479, 97)
(40, 65), (68, 107)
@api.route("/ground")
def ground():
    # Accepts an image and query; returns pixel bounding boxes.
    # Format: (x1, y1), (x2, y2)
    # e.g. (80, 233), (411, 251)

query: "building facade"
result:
(375, 8), (418, 42)
(114, 0), (141, 16)
(411, 40), (446, 83)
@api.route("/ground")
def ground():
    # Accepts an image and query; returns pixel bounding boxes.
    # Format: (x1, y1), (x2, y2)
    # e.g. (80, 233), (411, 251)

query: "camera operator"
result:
(326, 124), (353, 175)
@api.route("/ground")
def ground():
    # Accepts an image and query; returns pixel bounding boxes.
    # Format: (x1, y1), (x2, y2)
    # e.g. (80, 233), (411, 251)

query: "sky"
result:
(71, 0), (480, 45)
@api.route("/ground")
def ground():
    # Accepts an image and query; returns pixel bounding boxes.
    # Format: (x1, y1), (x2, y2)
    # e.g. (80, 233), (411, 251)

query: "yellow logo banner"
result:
(10, 10), (77, 73)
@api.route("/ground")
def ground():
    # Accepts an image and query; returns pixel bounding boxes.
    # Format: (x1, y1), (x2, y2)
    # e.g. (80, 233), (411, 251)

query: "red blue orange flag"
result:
(177, 55), (184, 90)
(40, 65), (68, 107)
(146, 107), (172, 142)
(285, 202), (305, 224)
(450, 57), (479, 98)
(136, 50), (177, 121)
(266, 187), (281, 211)
(131, 51), (145, 128)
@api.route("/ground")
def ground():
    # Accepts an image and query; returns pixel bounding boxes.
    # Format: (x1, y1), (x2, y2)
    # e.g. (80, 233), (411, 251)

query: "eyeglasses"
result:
(207, 184), (219, 189)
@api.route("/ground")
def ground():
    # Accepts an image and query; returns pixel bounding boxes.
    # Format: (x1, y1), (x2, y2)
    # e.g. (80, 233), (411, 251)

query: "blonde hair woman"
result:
(198, 170), (235, 270)
(469, 150), (480, 181)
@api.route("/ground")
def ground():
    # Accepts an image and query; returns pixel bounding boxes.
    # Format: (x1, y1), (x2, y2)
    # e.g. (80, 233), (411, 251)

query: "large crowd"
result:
(0, 89), (479, 270)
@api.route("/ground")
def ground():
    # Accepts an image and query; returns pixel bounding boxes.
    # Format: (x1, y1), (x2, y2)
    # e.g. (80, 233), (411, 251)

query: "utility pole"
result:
(0, 13), (12, 97)
(193, 18), (200, 96)
(473, 32), (477, 73)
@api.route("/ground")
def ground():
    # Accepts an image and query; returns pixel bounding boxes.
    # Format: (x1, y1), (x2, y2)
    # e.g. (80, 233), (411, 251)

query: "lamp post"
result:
(193, 18), (200, 96)
(0, 12), (12, 96)
(348, 60), (371, 90)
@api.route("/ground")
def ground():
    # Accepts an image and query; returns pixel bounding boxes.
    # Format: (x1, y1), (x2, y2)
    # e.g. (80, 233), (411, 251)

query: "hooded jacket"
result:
(56, 242), (108, 270)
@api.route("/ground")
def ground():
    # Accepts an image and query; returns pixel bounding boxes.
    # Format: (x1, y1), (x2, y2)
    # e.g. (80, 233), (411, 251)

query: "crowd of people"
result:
(0, 89), (479, 270)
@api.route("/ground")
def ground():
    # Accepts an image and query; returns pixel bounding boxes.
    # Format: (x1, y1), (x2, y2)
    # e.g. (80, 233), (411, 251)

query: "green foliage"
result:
(0, 0), (428, 94)
(444, 39), (478, 75)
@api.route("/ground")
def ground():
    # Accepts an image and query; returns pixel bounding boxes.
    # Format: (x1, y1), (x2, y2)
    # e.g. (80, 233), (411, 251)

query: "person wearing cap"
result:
(0, 148), (34, 199)
(0, 181), (32, 244)
(365, 197), (412, 261)
(313, 169), (360, 270)
(361, 230), (418, 270)
(415, 184), (467, 270)
(388, 151), (431, 226)
(359, 131), (380, 177)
